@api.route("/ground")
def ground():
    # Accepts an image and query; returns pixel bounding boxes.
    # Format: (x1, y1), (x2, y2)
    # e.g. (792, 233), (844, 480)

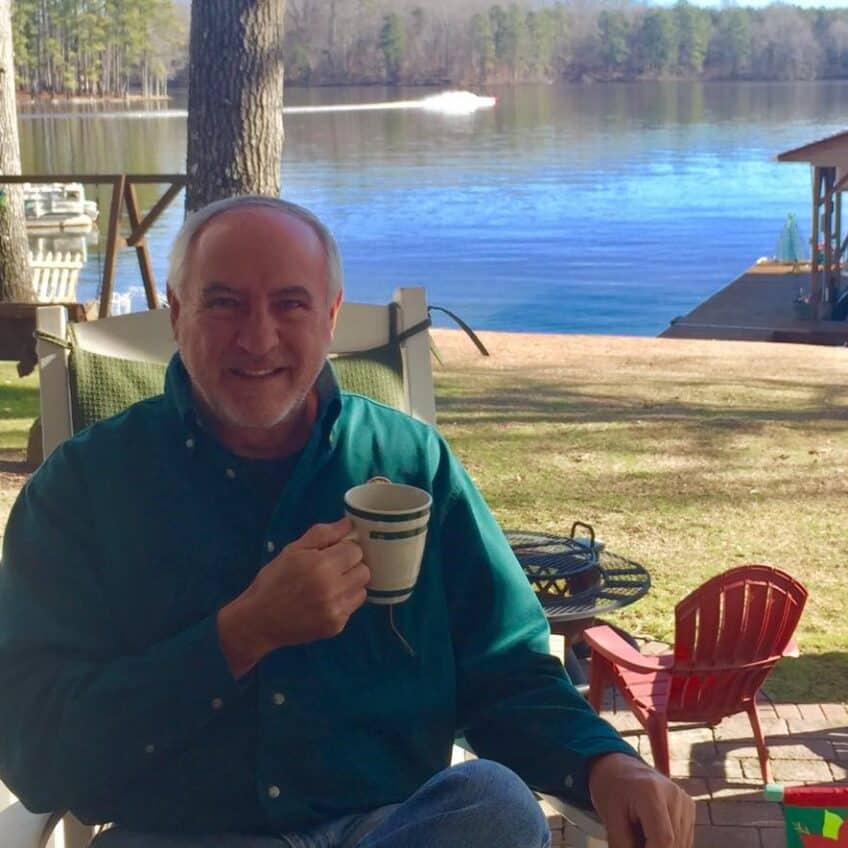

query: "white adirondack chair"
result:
(29, 250), (84, 304)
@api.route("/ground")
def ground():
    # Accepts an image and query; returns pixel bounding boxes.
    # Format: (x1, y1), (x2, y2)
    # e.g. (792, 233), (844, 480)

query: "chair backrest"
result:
(36, 287), (435, 460)
(669, 564), (808, 720)
(30, 250), (84, 303)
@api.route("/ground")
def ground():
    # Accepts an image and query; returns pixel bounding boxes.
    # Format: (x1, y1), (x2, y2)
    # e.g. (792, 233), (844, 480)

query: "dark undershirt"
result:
(233, 452), (301, 527)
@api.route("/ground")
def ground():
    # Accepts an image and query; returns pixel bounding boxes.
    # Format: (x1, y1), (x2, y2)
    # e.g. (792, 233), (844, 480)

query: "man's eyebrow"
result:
(199, 283), (240, 297)
(198, 283), (314, 300)
(268, 285), (314, 301)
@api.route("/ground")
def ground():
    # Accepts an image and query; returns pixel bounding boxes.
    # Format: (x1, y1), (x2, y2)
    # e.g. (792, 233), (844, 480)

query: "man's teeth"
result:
(236, 368), (278, 377)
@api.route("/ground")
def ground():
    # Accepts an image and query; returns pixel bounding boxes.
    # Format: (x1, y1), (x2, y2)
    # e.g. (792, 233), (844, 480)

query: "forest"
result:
(12, 0), (848, 98)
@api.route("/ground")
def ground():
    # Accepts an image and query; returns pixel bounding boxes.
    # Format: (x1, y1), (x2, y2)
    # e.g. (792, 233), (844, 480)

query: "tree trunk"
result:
(0, 0), (32, 303)
(185, 0), (286, 212)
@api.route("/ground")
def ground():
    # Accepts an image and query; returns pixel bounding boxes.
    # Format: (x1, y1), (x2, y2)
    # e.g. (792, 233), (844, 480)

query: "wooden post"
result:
(836, 189), (843, 280)
(823, 167), (837, 315)
(125, 180), (184, 247)
(99, 174), (126, 318)
(123, 180), (159, 309)
(811, 167), (821, 321)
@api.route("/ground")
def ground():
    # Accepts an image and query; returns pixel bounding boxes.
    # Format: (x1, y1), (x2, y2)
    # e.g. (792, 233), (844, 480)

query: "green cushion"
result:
(330, 344), (405, 411)
(68, 343), (407, 434)
(69, 347), (166, 433)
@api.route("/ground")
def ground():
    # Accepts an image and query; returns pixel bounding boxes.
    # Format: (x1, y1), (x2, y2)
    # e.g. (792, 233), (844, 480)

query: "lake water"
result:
(17, 81), (848, 336)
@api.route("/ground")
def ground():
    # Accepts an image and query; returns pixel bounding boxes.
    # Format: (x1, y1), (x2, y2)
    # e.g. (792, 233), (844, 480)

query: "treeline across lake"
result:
(12, 0), (848, 98)
(12, 0), (187, 97)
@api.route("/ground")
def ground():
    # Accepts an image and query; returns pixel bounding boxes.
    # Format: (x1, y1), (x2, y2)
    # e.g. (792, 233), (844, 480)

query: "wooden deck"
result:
(660, 262), (848, 345)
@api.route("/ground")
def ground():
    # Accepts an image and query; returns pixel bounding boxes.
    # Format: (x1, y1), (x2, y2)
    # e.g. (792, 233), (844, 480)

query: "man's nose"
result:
(236, 308), (279, 356)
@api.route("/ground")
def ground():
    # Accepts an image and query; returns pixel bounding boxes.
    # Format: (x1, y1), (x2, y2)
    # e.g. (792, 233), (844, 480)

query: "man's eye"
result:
(276, 299), (307, 311)
(206, 297), (240, 310)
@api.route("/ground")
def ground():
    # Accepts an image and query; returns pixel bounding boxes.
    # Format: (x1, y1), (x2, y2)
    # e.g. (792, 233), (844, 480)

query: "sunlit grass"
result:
(0, 363), (38, 451)
(433, 330), (848, 703)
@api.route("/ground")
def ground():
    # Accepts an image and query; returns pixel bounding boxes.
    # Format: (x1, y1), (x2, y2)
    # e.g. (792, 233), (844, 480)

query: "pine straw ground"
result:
(0, 329), (846, 701)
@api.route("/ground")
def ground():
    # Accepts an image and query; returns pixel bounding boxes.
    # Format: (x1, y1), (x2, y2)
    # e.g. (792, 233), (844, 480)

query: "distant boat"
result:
(24, 182), (99, 233)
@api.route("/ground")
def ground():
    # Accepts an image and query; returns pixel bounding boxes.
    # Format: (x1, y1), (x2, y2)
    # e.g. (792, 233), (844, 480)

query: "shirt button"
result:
(272, 692), (286, 706)
(144, 743), (155, 754)
(267, 785), (281, 799)
(225, 468), (236, 479)
(185, 437), (195, 449)
(563, 774), (574, 789)
(266, 541), (275, 553)
(211, 697), (224, 710)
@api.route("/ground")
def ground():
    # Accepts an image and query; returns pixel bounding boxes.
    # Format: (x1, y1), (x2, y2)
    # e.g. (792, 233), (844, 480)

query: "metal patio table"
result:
(506, 526), (651, 685)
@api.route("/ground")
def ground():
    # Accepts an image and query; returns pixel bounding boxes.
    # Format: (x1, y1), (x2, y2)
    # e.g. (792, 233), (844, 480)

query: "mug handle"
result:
(342, 476), (392, 543)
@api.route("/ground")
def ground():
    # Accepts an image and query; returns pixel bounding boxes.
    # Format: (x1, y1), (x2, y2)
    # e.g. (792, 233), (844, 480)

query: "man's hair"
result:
(167, 195), (343, 297)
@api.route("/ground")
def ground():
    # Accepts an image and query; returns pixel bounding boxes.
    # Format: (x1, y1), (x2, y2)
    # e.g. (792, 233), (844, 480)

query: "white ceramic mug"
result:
(343, 479), (432, 604)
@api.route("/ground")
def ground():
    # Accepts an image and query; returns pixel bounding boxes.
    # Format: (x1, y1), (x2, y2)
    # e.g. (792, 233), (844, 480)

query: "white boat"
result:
(23, 182), (99, 233)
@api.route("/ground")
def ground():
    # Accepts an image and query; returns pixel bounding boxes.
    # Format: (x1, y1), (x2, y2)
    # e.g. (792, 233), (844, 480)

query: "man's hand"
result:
(218, 518), (370, 677)
(588, 752), (695, 848)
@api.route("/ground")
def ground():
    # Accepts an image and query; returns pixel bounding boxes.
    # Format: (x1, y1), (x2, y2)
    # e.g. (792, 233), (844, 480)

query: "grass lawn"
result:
(431, 329), (848, 704)
(0, 332), (846, 703)
(0, 362), (39, 542)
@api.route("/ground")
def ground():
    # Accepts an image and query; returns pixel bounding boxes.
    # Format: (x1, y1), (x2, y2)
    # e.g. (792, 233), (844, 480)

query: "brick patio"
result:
(543, 634), (848, 848)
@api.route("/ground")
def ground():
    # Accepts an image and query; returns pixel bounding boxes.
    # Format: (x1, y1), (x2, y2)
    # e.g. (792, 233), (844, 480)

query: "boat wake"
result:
(20, 91), (497, 121)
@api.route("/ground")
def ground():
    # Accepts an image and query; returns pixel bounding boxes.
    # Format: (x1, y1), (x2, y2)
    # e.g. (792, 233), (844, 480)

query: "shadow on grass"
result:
(438, 382), (848, 424)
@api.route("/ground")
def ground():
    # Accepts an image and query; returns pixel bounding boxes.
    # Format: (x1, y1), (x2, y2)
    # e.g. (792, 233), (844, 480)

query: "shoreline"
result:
(17, 93), (171, 105)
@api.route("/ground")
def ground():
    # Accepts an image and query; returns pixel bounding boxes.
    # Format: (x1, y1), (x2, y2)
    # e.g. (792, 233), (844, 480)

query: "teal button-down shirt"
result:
(0, 356), (635, 835)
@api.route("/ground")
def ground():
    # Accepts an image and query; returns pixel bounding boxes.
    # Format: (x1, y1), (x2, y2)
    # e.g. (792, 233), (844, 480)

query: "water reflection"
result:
(16, 81), (848, 333)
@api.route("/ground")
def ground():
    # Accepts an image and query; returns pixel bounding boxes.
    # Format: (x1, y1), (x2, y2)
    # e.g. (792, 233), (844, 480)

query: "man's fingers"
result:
(288, 518), (353, 552)
(638, 805), (675, 848)
(602, 810), (641, 848)
(675, 791), (696, 847)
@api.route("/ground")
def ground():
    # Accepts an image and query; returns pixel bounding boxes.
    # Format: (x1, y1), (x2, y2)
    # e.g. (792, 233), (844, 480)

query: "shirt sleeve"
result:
(436, 445), (639, 805)
(0, 449), (244, 816)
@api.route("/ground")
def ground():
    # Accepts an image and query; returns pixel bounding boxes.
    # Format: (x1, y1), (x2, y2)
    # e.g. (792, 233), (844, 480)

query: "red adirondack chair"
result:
(583, 564), (808, 782)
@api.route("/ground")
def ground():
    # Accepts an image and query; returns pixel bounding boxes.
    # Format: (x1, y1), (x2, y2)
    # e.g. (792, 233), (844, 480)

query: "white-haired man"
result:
(0, 197), (694, 848)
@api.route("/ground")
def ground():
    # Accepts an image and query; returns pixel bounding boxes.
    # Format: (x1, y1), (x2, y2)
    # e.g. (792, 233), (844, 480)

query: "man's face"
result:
(169, 206), (342, 447)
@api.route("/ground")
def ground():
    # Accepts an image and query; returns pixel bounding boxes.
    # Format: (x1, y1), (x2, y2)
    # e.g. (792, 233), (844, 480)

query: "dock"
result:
(660, 262), (848, 346)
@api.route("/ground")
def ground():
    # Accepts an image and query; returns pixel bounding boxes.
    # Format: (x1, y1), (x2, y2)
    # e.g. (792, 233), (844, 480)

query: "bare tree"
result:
(185, 0), (286, 211)
(0, 0), (31, 303)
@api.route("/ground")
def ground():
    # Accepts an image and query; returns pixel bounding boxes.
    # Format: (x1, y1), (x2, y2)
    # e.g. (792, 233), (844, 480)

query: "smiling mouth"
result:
(230, 367), (287, 379)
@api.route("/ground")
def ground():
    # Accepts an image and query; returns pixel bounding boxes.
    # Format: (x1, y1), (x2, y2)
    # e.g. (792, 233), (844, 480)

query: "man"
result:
(0, 197), (694, 847)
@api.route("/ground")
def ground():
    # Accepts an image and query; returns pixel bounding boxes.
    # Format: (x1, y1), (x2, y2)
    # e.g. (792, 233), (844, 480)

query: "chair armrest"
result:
(537, 791), (607, 839)
(783, 637), (800, 658)
(0, 801), (64, 848)
(583, 625), (670, 674)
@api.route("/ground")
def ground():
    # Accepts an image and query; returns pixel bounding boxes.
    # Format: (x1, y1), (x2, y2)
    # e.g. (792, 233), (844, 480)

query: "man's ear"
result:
(167, 284), (180, 338)
(328, 289), (343, 334)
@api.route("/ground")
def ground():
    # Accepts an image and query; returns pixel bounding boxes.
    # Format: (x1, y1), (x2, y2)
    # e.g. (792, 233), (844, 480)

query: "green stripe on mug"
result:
(369, 526), (428, 541)
(346, 503), (430, 523)
(367, 586), (415, 599)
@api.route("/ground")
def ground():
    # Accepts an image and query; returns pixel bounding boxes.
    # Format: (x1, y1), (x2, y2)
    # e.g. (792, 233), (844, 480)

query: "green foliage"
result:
(631, 9), (678, 76)
(674, 1), (711, 75)
(597, 10), (630, 75)
(470, 12), (496, 82)
(709, 7), (752, 78)
(11, 0), (848, 92)
(379, 12), (406, 83)
(11, 0), (187, 96)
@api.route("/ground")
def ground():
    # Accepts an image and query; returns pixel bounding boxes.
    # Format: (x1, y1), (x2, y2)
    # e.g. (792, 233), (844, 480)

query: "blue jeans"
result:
(90, 759), (551, 848)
